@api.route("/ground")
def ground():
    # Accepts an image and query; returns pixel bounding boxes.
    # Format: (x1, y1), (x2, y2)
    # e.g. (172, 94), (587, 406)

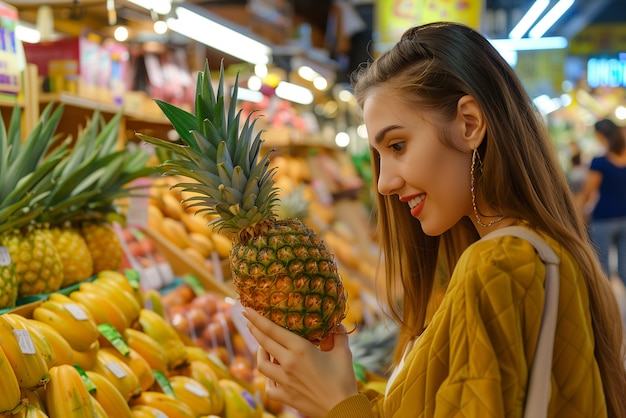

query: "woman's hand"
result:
(243, 307), (359, 417)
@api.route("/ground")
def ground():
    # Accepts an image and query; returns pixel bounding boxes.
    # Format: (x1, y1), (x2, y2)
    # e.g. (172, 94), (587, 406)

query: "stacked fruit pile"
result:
(0, 270), (288, 418)
(0, 105), (153, 311)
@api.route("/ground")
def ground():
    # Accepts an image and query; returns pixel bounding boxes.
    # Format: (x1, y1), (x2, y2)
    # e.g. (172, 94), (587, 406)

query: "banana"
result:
(0, 344), (22, 413)
(163, 339), (189, 371)
(69, 288), (130, 333)
(99, 347), (154, 392)
(219, 379), (264, 418)
(91, 348), (142, 402)
(138, 309), (188, 370)
(45, 364), (96, 418)
(20, 388), (45, 412)
(2, 314), (56, 368)
(86, 371), (133, 418)
(178, 360), (225, 415)
(138, 309), (181, 343)
(91, 279), (141, 326)
(10, 405), (48, 418)
(71, 340), (100, 370)
(184, 345), (232, 380)
(129, 391), (195, 418)
(169, 375), (217, 417)
(32, 300), (99, 352)
(141, 289), (165, 318)
(0, 315), (50, 390)
(91, 396), (108, 418)
(27, 319), (74, 367)
(130, 404), (168, 418)
(123, 328), (168, 373)
(96, 270), (144, 307)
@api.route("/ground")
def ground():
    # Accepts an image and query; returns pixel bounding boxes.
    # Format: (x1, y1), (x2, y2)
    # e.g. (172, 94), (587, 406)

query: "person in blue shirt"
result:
(580, 118), (626, 288)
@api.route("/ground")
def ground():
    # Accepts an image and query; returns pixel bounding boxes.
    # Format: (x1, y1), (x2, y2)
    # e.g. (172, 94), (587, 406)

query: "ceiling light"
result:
(490, 36), (568, 51)
(153, 20), (167, 34)
(166, 6), (272, 65)
(528, 0), (575, 39)
(126, 0), (171, 15)
(233, 87), (264, 103)
(313, 76), (328, 91)
(275, 81), (314, 105)
(114, 25), (129, 42)
(297, 65), (317, 81)
(508, 0), (550, 39)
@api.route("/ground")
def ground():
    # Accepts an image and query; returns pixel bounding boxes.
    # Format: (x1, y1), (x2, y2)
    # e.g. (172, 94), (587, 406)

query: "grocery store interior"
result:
(0, 0), (625, 416)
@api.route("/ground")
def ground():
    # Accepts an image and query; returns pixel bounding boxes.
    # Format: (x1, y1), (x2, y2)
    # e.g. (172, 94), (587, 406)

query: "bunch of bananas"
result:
(0, 269), (278, 418)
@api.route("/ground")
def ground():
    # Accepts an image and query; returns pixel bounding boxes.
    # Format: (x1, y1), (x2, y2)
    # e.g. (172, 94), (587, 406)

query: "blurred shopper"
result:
(579, 118), (626, 287)
(567, 141), (588, 196)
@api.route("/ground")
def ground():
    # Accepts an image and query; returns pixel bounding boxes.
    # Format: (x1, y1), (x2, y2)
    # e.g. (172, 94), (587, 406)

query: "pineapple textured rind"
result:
(231, 218), (348, 344)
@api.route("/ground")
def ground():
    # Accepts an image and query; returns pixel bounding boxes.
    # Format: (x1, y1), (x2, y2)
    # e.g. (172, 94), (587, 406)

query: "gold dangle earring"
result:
(470, 148), (505, 228)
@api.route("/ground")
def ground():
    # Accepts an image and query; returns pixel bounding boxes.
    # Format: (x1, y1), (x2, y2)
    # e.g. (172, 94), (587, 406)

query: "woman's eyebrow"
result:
(374, 125), (402, 144)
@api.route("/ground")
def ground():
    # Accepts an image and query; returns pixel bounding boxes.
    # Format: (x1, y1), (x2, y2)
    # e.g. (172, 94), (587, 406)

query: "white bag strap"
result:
(481, 226), (560, 418)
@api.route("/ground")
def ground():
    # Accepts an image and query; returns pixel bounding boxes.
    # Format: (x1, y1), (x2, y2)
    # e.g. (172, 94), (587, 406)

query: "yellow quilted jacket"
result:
(326, 233), (607, 417)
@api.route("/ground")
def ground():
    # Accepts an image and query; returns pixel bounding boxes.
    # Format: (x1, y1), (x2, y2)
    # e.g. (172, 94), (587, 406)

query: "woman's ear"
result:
(456, 95), (486, 150)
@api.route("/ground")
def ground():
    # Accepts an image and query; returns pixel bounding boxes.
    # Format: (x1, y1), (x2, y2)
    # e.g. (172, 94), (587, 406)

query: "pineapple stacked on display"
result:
(140, 61), (348, 346)
(0, 104), (153, 309)
(0, 104), (68, 306)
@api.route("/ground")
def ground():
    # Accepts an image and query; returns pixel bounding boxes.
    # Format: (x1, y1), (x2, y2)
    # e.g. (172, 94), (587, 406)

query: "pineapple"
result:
(80, 222), (122, 273)
(35, 110), (154, 278)
(3, 227), (64, 296)
(48, 226), (93, 287)
(0, 103), (69, 302)
(139, 62), (347, 345)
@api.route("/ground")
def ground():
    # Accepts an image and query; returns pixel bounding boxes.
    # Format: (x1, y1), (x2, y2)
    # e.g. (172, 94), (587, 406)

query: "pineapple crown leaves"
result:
(0, 103), (70, 233)
(138, 60), (281, 240)
(36, 110), (155, 225)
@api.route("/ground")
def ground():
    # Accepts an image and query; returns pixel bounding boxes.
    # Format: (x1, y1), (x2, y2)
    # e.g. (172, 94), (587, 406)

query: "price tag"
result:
(0, 246), (11, 266)
(64, 303), (89, 320)
(105, 361), (128, 379)
(12, 329), (36, 354)
(184, 382), (208, 397)
(140, 265), (163, 290)
(157, 262), (175, 286)
(126, 179), (151, 228)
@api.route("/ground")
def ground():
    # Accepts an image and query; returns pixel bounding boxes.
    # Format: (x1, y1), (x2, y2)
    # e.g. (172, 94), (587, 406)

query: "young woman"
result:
(580, 118), (626, 289)
(244, 22), (626, 417)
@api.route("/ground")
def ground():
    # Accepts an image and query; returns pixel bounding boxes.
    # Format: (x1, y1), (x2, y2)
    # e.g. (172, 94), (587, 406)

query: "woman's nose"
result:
(377, 162), (403, 196)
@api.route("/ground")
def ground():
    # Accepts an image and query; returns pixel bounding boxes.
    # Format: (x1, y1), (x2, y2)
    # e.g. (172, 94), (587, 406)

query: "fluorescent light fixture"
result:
(16, 24), (40, 43)
(275, 81), (314, 105)
(533, 94), (562, 115)
(529, 0), (575, 38)
(297, 65), (318, 81)
(126, 0), (171, 15)
(509, 0), (550, 39)
(490, 36), (568, 51)
(167, 6), (272, 65)
(233, 87), (264, 103)
(312, 76), (328, 91)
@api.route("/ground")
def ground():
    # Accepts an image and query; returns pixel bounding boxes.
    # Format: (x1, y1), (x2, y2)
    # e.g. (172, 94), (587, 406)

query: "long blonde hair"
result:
(352, 21), (626, 417)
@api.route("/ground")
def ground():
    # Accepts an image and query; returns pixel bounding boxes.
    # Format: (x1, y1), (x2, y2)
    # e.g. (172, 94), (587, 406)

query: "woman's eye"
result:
(389, 141), (405, 152)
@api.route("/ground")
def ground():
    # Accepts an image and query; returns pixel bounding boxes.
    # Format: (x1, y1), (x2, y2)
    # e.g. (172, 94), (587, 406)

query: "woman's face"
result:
(363, 88), (474, 236)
